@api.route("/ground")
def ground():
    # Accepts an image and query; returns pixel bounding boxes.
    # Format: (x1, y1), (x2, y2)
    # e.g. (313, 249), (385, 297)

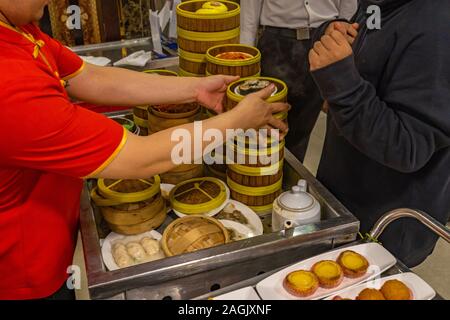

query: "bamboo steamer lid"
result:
(177, 1), (240, 32)
(97, 176), (161, 204)
(169, 177), (227, 215)
(226, 76), (288, 113)
(161, 215), (229, 256)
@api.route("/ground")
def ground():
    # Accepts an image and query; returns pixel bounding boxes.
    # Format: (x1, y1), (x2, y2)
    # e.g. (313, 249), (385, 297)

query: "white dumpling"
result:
(112, 243), (133, 268)
(140, 237), (160, 256)
(126, 242), (146, 262)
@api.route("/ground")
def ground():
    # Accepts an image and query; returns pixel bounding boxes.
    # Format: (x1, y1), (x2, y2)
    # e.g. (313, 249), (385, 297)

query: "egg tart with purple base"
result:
(283, 270), (319, 297)
(311, 260), (344, 289)
(337, 250), (369, 279)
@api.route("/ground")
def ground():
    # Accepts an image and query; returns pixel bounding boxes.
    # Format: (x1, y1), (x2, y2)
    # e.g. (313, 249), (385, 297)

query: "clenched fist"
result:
(309, 30), (353, 71)
(326, 21), (359, 45)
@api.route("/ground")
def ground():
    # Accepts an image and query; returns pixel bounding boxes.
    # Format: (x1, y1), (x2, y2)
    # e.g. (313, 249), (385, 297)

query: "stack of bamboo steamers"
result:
(226, 78), (288, 215)
(176, 1), (288, 215)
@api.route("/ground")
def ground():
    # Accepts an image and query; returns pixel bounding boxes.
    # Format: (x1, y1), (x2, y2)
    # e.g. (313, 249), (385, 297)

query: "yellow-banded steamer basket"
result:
(206, 44), (261, 77)
(133, 69), (179, 136)
(148, 102), (204, 184)
(225, 77), (289, 215)
(169, 177), (228, 215)
(227, 140), (285, 215)
(226, 76), (288, 112)
(177, 1), (240, 76)
(91, 176), (167, 235)
(161, 215), (229, 257)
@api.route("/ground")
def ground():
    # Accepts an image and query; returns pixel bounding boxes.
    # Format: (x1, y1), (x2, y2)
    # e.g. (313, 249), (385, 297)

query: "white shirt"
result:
(240, 0), (358, 45)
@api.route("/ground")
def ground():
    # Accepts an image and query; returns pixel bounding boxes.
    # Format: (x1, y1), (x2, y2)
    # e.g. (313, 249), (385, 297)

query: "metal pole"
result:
(369, 208), (450, 243)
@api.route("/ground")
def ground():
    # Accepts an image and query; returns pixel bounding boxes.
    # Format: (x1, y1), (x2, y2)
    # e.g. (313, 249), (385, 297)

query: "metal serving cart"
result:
(79, 148), (360, 300)
(74, 38), (448, 301)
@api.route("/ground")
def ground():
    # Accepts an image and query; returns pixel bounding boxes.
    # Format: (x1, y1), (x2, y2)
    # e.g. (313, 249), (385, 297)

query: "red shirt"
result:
(0, 22), (127, 299)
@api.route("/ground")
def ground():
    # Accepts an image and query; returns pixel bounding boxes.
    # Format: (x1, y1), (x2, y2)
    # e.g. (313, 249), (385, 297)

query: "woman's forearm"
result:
(67, 63), (199, 106)
(95, 110), (243, 179)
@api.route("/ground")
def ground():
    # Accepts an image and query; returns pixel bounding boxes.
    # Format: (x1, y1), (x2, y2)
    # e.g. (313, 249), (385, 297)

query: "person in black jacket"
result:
(309, 0), (450, 267)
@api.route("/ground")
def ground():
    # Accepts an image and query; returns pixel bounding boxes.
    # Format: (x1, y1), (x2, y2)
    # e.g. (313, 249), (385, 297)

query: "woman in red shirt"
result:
(0, 0), (289, 300)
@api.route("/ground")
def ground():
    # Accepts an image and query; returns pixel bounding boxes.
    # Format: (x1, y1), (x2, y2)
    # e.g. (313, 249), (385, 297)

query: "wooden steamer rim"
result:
(177, 0), (240, 21)
(169, 177), (228, 214)
(206, 44), (261, 67)
(97, 176), (161, 203)
(149, 103), (201, 119)
(227, 76), (288, 104)
(177, 26), (240, 42)
(227, 176), (283, 197)
(161, 215), (230, 257)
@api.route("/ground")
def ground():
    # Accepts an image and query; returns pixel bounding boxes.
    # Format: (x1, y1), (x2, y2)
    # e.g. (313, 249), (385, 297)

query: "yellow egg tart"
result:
(311, 260), (344, 289)
(283, 270), (319, 297)
(337, 250), (369, 279)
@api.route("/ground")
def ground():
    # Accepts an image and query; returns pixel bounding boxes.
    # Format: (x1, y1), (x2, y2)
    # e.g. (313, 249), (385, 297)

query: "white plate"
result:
(160, 183), (175, 213)
(102, 230), (164, 271)
(218, 200), (264, 236)
(212, 287), (261, 300)
(173, 181), (230, 218)
(325, 273), (436, 300)
(256, 243), (397, 300)
(220, 220), (255, 241)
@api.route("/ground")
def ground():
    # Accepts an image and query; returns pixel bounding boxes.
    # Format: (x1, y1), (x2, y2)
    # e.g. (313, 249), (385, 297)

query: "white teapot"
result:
(271, 180), (321, 232)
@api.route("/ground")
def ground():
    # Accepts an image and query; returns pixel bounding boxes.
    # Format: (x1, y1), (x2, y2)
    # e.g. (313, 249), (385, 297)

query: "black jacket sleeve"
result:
(311, 32), (450, 173)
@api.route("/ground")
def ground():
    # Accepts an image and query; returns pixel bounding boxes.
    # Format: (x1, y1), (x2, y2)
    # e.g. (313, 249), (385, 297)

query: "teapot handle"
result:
(297, 179), (308, 192)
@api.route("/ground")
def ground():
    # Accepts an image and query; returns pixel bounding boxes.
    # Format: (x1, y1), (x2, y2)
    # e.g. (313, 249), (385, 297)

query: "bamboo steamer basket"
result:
(169, 177), (228, 215)
(227, 176), (283, 215)
(229, 139), (286, 167)
(178, 48), (207, 76)
(179, 68), (204, 77)
(177, 26), (240, 54)
(133, 70), (179, 136)
(225, 76), (288, 112)
(92, 177), (167, 235)
(206, 44), (261, 77)
(160, 164), (205, 185)
(148, 103), (201, 132)
(205, 164), (227, 182)
(161, 215), (229, 257)
(177, 1), (240, 32)
(148, 103), (204, 184)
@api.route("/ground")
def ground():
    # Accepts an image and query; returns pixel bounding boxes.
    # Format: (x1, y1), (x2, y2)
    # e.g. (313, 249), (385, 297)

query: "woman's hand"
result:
(193, 75), (240, 113)
(230, 84), (290, 138)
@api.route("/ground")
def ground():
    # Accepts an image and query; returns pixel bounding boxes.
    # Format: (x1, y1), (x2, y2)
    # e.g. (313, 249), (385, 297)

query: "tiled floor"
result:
(74, 112), (449, 300)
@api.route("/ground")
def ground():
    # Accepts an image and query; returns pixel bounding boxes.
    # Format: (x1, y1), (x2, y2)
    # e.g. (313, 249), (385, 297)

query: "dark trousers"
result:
(257, 28), (323, 162)
(43, 280), (76, 301)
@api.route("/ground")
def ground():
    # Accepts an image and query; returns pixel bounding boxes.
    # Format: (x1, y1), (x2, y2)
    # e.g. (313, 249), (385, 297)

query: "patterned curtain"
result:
(47, 0), (102, 46)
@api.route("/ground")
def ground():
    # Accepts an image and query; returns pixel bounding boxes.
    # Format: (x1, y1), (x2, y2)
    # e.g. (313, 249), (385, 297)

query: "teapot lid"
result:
(278, 185), (315, 212)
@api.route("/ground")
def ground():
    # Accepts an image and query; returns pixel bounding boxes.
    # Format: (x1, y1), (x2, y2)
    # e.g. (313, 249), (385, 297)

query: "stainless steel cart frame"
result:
(194, 209), (450, 300)
(79, 149), (360, 300)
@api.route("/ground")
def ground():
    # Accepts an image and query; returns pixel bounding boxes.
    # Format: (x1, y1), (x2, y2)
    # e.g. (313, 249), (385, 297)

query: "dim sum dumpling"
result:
(126, 242), (146, 262)
(140, 237), (160, 256)
(112, 243), (133, 268)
